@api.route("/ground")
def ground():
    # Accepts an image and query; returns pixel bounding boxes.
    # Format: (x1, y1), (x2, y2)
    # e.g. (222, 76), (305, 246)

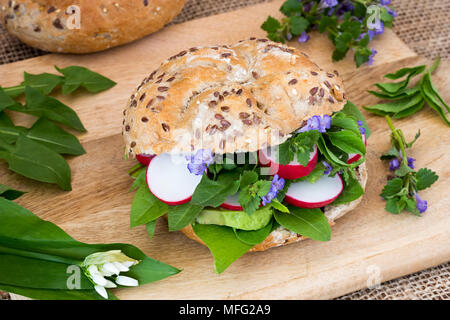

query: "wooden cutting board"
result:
(1, 0), (449, 300)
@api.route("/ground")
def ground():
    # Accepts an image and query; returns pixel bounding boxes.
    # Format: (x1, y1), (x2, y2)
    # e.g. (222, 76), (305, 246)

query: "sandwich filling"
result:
(130, 101), (370, 273)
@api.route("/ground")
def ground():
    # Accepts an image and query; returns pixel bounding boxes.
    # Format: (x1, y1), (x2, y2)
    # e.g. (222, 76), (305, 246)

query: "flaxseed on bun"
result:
(123, 38), (347, 157)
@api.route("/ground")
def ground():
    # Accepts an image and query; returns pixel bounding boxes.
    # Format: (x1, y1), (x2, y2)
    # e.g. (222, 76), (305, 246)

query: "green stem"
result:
(385, 116), (408, 165)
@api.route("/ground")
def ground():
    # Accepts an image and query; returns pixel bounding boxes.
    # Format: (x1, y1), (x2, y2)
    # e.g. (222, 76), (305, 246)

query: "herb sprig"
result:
(0, 66), (116, 190)
(0, 189), (179, 300)
(380, 116), (438, 215)
(364, 56), (449, 125)
(261, 0), (397, 67)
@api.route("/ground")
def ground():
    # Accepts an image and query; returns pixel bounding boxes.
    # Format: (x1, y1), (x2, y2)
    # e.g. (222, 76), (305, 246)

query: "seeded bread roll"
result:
(122, 38), (347, 157)
(0, 0), (186, 53)
(178, 162), (368, 252)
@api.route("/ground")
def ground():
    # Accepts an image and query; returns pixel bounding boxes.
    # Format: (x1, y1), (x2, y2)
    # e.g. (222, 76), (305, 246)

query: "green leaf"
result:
(406, 130), (421, 148)
(294, 162), (326, 184)
(392, 99), (424, 119)
(261, 16), (281, 33)
(354, 47), (372, 67)
(405, 197), (421, 216)
(145, 220), (157, 241)
(340, 20), (362, 39)
(0, 112), (14, 127)
(380, 178), (403, 198)
(274, 207), (331, 241)
(191, 172), (240, 207)
(238, 186), (261, 214)
(380, 146), (400, 160)
(385, 198), (404, 214)
(8, 86), (86, 132)
(384, 65), (426, 80)
(368, 86), (421, 100)
(415, 168), (439, 191)
(192, 223), (253, 274)
(27, 118), (86, 155)
(0, 87), (20, 112)
(394, 163), (414, 177)
(0, 184), (26, 200)
(290, 16), (309, 36)
(280, 0), (302, 16)
(428, 55), (441, 74)
(234, 220), (273, 246)
(278, 140), (294, 165)
(327, 130), (366, 155)
(1, 134), (72, 191)
(130, 186), (168, 228)
(363, 93), (424, 115)
(55, 66), (116, 95)
(270, 199), (289, 213)
(341, 101), (371, 138)
(240, 170), (259, 188)
(5, 72), (64, 98)
(0, 283), (110, 300)
(334, 32), (353, 53)
(318, 15), (337, 33)
(0, 197), (180, 298)
(332, 175), (364, 205)
(167, 203), (204, 231)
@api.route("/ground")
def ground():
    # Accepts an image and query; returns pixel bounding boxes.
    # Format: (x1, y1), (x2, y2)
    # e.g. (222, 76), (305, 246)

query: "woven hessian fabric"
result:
(0, 0), (448, 300)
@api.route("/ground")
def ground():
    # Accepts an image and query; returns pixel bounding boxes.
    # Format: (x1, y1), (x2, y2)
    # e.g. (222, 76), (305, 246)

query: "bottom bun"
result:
(177, 163), (368, 252)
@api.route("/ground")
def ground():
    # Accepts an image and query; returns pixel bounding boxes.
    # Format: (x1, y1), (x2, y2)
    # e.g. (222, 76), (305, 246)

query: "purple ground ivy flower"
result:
(261, 175), (285, 206)
(367, 48), (377, 65)
(303, 1), (313, 13)
(407, 156), (416, 169)
(320, 0), (338, 9)
(415, 193), (427, 213)
(186, 149), (214, 175)
(298, 32), (310, 43)
(298, 115), (331, 133)
(322, 161), (333, 175)
(357, 121), (366, 135)
(380, 0), (391, 5)
(389, 158), (400, 171)
(385, 6), (398, 17)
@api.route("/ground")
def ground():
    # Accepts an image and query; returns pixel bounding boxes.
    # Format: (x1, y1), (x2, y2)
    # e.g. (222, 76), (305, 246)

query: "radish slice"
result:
(259, 145), (318, 180)
(136, 154), (154, 166)
(220, 192), (243, 211)
(285, 173), (343, 208)
(146, 153), (202, 205)
(347, 134), (367, 164)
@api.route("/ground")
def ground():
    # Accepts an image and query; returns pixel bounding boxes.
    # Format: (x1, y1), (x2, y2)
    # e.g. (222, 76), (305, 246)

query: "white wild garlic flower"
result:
(81, 250), (140, 299)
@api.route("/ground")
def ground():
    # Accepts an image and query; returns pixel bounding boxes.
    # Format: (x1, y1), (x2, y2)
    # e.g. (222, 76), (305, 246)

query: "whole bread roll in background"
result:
(0, 0), (186, 53)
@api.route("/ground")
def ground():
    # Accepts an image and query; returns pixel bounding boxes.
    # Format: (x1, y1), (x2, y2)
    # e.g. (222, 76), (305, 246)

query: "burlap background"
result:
(0, 0), (448, 300)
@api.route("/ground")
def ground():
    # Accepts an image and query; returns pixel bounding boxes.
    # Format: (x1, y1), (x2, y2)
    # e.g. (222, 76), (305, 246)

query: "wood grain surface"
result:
(1, 0), (449, 299)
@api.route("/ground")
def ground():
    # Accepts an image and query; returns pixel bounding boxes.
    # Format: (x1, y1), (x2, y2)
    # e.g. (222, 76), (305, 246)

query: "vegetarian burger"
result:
(123, 38), (369, 273)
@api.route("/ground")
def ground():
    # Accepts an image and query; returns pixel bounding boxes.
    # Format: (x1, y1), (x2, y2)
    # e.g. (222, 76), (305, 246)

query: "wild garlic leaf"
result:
(27, 118), (86, 155)
(341, 101), (371, 138)
(7, 86), (86, 132)
(130, 186), (168, 228)
(0, 184), (26, 200)
(167, 203), (203, 231)
(415, 168), (439, 191)
(363, 93), (423, 115)
(234, 220), (273, 246)
(0, 197), (180, 299)
(191, 172), (240, 207)
(0, 87), (19, 112)
(0, 112), (14, 127)
(2, 134), (72, 191)
(368, 86), (421, 100)
(192, 223), (253, 274)
(384, 65), (426, 80)
(327, 130), (366, 155)
(274, 207), (331, 242)
(145, 220), (157, 241)
(420, 72), (450, 125)
(5, 72), (64, 98)
(55, 66), (116, 95)
(332, 175), (364, 205)
(392, 99), (425, 119)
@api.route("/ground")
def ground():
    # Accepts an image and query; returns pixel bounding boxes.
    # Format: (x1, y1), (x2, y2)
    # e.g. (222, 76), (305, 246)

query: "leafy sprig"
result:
(0, 190), (179, 300)
(380, 116), (438, 215)
(261, 0), (397, 67)
(0, 66), (116, 190)
(364, 56), (450, 125)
